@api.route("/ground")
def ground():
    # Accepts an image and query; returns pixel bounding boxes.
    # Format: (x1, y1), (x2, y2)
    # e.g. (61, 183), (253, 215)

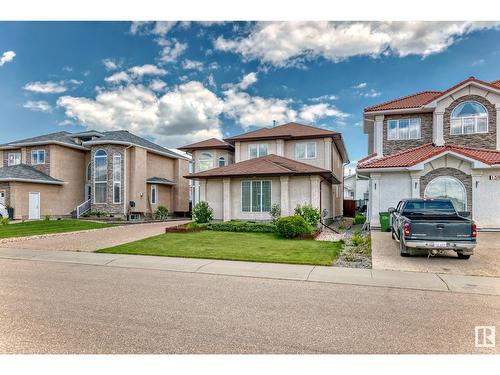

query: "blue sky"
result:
(1, 21), (499, 164)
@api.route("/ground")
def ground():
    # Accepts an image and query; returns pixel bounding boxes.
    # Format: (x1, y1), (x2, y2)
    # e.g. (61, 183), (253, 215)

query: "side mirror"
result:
(388, 207), (395, 213)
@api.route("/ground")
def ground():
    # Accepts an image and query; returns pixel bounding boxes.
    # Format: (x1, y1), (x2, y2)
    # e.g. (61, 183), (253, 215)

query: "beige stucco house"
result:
(0, 130), (189, 220)
(179, 122), (349, 222)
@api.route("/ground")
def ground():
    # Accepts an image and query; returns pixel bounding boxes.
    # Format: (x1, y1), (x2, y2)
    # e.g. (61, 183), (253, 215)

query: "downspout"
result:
(123, 145), (133, 217)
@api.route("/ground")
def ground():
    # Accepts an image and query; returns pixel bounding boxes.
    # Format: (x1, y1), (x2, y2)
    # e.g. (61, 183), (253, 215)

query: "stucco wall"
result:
(475, 169), (500, 228)
(146, 152), (175, 180)
(9, 182), (63, 220)
(284, 138), (326, 168)
(128, 147), (148, 213)
(192, 149), (234, 172)
(174, 158), (190, 212)
(239, 141), (278, 162)
(379, 172), (412, 212)
(148, 184), (173, 214)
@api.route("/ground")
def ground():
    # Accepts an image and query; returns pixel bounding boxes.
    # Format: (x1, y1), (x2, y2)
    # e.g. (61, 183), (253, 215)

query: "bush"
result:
(44, 215), (51, 221)
(270, 203), (281, 223)
(294, 204), (321, 228)
(186, 222), (209, 230)
(207, 220), (276, 233)
(192, 201), (213, 224)
(1, 217), (9, 225)
(155, 205), (169, 220)
(275, 215), (313, 239)
(354, 213), (366, 225)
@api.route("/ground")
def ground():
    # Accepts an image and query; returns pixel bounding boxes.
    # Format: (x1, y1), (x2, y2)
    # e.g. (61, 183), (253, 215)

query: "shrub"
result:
(1, 217), (9, 225)
(270, 203), (281, 223)
(294, 204), (321, 228)
(186, 222), (209, 230)
(275, 215), (312, 239)
(351, 235), (364, 247)
(155, 205), (169, 220)
(354, 213), (366, 225)
(44, 215), (51, 221)
(192, 201), (213, 224)
(207, 220), (276, 233)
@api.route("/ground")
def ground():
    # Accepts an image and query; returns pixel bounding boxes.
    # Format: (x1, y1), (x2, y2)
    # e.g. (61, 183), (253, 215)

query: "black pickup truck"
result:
(389, 198), (477, 259)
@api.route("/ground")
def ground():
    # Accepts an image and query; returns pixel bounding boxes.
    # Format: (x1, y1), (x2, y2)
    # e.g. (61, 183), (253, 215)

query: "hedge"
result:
(207, 220), (276, 233)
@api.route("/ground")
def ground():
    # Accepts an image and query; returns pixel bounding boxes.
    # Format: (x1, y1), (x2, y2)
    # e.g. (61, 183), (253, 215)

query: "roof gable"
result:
(178, 138), (234, 152)
(225, 122), (339, 141)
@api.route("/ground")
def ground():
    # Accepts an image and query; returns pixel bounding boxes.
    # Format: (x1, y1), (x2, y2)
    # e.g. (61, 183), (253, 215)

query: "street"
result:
(0, 257), (499, 354)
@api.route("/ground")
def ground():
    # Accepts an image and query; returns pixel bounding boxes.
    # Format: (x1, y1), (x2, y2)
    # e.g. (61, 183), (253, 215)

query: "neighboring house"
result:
(343, 172), (369, 204)
(0, 130), (189, 220)
(357, 76), (500, 229)
(179, 122), (349, 221)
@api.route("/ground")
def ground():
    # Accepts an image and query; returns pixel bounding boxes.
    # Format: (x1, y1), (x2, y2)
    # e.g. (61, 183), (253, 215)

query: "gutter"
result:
(0, 178), (65, 185)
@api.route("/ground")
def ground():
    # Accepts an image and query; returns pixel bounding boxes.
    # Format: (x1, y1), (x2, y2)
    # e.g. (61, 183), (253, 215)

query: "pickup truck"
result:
(389, 198), (477, 259)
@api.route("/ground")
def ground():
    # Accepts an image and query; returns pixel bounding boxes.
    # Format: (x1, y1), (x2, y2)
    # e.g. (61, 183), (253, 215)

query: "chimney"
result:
(272, 120), (277, 127)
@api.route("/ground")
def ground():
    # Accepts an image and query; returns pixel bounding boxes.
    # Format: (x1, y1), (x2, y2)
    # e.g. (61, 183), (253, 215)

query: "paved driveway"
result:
(372, 231), (500, 277)
(0, 221), (190, 252)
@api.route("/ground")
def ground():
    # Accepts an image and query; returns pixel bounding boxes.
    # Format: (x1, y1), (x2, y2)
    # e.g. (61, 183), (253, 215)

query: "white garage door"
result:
(29, 192), (40, 220)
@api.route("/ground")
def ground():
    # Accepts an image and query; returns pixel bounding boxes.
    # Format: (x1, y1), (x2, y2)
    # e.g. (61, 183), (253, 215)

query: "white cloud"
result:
(149, 79), (167, 91)
(207, 74), (217, 89)
(62, 66), (73, 72)
(298, 103), (349, 123)
(0, 51), (15, 66)
(239, 72), (258, 89)
(214, 21), (500, 67)
(182, 59), (204, 71)
(102, 58), (120, 70)
(128, 64), (167, 77)
(58, 119), (73, 126)
(158, 39), (188, 63)
(361, 89), (382, 98)
(309, 94), (338, 102)
(105, 71), (131, 83)
(130, 21), (177, 36)
(23, 100), (52, 113)
(23, 81), (68, 94)
(353, 82), (367, 89)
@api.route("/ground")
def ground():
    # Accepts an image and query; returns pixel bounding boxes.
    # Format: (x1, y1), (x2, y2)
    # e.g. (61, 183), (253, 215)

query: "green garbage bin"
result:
(379, 212), (391, 232)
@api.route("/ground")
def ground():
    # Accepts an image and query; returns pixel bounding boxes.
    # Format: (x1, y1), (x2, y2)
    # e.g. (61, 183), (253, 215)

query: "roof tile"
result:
(178, 138), (234, 152)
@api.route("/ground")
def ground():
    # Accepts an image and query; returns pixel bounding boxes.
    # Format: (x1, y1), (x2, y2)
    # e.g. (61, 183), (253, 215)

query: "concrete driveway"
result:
(0, 221), (190, 252)
(372, 231), (500, 277)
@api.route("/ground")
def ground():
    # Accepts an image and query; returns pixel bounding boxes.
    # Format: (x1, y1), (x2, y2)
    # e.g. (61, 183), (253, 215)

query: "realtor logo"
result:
(475, 326), (496, 348)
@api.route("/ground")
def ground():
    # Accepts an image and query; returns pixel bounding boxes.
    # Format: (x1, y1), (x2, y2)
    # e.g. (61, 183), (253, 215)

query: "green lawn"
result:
(98, 231), (342, 266)
(0, 219), (114, 239)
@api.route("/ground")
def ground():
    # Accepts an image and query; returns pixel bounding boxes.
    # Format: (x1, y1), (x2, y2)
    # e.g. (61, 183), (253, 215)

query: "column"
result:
(374, 115), (384, 157)
(280, 176), (290, 216)
(324, 138), (332, 170)
(471, 173), (482, 221)
(234, 141), (241, 162)
(276, 139), (285, 156)
(496, 105), (500, 151)
(223, 178), (231, 221)
(370, 173), (381, 227)
(310, 175), (321, 210)
(410, 172), (421, 198)
(199, 179), (206, 202)
(434, 111), (445, 146)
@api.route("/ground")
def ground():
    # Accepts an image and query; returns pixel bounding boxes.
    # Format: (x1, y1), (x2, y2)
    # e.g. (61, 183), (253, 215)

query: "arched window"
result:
(112, 153), (122, 204)
(94, 150), (107, 204)
(424, 176), (467, 211)
(451, 101), (488, 135)
(199, 152), (213, 171)
(218, 156), (226, 168)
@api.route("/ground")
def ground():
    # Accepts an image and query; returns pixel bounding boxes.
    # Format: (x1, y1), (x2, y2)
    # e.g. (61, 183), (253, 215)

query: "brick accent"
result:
(443, 95), (497, 149)
(383, 113), (433, 156)
(3, 149), (21, 167)
(26, 145), (51, 174)
(420, 167), (472, 211)
(90, 145), (125, 215)
(0, 182), (10, 207)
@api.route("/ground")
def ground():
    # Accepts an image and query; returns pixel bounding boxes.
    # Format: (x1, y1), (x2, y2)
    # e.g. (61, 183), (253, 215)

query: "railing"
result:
(76, 199), (91, 219)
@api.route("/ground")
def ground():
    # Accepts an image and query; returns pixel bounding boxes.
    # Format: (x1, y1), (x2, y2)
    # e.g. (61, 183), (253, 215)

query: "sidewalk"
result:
(1, 248), (499, 296)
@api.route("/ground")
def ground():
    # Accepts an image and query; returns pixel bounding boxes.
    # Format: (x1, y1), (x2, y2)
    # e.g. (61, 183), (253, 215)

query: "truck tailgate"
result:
(409, 220), (473, 241)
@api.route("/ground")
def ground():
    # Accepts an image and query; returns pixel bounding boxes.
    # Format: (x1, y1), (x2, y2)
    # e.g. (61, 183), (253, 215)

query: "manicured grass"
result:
(98, 231), (342, 266)
(0, 219), (114, 239)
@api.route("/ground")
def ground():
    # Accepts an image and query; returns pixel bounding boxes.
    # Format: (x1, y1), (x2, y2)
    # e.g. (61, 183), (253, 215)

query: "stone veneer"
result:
(26, 145), (51, 174)
(420, 167), (472, 212)
(0, 182), (10, 207)
(90, 145), (125, 215)
(443, 95), (497, 149)
(383, 113), (433, 156)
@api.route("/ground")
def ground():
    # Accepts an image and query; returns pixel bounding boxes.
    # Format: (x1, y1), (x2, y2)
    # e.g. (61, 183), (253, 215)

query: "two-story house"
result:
(358, 77), (500, 229)
(0, 130), (189, 220)
(179, 122), (349, 221)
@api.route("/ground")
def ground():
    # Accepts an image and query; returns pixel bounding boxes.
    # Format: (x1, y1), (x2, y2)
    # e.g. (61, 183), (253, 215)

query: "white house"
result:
(343, 172), (369, 203)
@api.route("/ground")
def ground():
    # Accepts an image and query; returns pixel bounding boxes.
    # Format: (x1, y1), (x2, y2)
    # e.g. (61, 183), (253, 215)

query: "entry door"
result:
(29, 192), (40, 220)
(0, 191), (5, 206)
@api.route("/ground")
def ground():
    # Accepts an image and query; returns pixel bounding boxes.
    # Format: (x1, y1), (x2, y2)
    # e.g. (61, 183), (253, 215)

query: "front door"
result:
(0, 191), (5, 206)
(29, 192), (40, 220)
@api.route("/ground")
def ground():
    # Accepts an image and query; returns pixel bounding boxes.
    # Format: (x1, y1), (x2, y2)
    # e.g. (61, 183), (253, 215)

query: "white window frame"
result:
(198, 152), (214, 171)
(93, 149), (107, 204)
(218, 156), (226, 167)
(7, 152), (21, 166)
(150, 184), (157, 205)
(387, 118), (421, 140)
(248, 143), (268, 159)
(241, 180), (272, 213)
(31, 149), (46, 165)
(295, 142), (317, 160)
(112, 153), (122, 204)
(450, 101), (489, 135)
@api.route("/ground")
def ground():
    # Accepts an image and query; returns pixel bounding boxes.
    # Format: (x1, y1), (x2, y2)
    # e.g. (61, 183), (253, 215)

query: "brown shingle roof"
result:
(225, 122), (339, 141)
(177, 138), (234, 152)
(185, 154), (340, 183)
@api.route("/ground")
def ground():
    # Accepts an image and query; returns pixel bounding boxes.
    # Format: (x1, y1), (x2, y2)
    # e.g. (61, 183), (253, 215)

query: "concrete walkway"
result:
(1, 248), (499, 296)
(0, 221), (190, 251)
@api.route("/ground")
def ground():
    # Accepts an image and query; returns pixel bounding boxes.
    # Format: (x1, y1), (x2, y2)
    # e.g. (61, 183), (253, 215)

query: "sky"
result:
(1, 21), (500, 166)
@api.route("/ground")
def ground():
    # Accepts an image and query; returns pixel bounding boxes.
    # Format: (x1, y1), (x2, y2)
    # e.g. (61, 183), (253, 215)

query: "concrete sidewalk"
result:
(1, 248), (499, 296)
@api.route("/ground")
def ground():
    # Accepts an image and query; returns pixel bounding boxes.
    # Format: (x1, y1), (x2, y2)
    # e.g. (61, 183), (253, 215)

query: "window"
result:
(113, 153), (121, 204)
(218, 156), (226, 167)
(150, 184), (157, 205)
(199, 152), (213, 171)
(241, 180), (271, 212)
(31, 150), (45, 165)
(249, 144), (268, 159)
(450, 101), (488, 135)
(387, 118), (421, 140)
(424, 176), (467, 211)
(295, 142), (317, 159)
(94, 149), (107, 204)
(86, 162), (91, 182)
(8, 152), (21, 166)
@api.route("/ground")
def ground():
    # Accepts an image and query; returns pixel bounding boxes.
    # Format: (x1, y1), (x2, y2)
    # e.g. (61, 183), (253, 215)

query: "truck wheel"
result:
(399, 237), (410, 257)
(457, 253), (471, 260)
(391, 229), (395, 240)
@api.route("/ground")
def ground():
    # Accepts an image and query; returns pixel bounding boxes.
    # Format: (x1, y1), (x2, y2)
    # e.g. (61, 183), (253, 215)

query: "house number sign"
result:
(489, 175), (500, 181)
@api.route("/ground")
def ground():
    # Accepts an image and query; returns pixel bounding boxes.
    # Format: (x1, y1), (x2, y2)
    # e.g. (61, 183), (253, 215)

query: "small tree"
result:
(155, 206), (169, 220)
(294, 204), (321, 228)
(275, 215), (312, 239)
(192, 201), (213, 224)
(270, 203), (281, 223)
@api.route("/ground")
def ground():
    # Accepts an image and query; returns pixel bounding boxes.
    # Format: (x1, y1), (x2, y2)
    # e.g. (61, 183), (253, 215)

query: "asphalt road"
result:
(0, 258), (499, 354)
